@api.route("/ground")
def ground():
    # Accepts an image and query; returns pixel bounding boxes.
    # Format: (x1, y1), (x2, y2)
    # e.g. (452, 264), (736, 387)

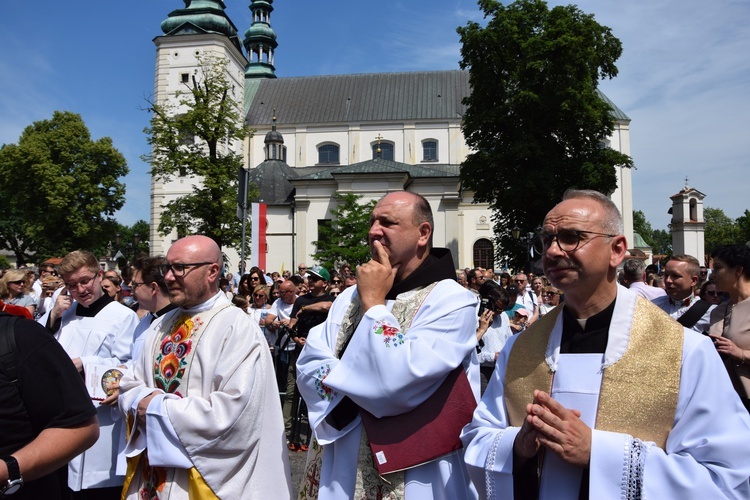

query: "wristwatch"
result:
(0, 456), (23, 495)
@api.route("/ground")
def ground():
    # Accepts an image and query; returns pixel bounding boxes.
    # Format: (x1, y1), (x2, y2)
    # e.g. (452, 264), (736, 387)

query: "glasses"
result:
(8, 280), (25, 285)
(332, 279), (342, 284)
(705, 290), (720, 297)
(158, 262), (214, 277)
(298, 267), (307, 271)
(544, 291), (560, 297)
(131, 281), (147, 291)
(64, 275), (97, 289)
(253, 293), (266, 299)
(515, 279), (526, 283)
(533, 229), (617, 254)
(281, 289), (295, 295)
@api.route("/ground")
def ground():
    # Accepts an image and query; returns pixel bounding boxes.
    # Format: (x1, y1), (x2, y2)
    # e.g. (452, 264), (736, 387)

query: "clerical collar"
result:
(385, 248), (457, 300)
(560, 298), (616, 354)
(155, 303), (177, 318)
(76, 293), (113, 317)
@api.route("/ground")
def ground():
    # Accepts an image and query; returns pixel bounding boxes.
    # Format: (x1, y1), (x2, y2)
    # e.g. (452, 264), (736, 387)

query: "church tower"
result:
(243, 0), (278, 79)
(669, 182), (706, 261)
(149, 0), (248, 257)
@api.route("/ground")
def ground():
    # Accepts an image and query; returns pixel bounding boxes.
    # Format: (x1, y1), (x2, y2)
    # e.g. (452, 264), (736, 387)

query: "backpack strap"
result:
(0, 314), (20, 386)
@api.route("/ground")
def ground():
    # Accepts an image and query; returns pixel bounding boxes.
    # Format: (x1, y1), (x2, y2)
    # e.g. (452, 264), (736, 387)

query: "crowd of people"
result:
(0, 188), (749, 499)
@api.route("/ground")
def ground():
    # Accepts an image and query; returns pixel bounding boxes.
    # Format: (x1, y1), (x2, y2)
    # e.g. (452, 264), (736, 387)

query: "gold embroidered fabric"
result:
(504, 297), (682, 449)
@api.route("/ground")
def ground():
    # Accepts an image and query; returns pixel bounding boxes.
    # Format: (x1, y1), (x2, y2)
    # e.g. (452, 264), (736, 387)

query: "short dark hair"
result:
(132, 256), (168, 295)
(711, 245), (750, 280)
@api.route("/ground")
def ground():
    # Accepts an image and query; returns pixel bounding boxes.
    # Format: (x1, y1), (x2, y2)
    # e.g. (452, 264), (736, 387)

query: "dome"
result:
(264, 128), (284, 144)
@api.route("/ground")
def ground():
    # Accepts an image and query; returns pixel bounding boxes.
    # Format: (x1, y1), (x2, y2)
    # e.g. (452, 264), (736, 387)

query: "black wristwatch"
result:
(0, 456), (23, 495)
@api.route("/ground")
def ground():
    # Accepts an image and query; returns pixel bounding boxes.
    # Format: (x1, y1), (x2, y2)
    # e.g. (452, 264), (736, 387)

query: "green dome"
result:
(244, 23), (277, 43)
(161, 0), (238, 39)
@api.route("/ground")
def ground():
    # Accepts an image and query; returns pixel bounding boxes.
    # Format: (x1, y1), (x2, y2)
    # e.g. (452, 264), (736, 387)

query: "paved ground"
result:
(288, 447), (307, 497)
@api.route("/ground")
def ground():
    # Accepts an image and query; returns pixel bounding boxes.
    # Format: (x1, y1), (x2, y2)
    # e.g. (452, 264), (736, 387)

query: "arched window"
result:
(422, 140), (438, 161)
(473, 239), (494, 269)
(318, 144), (340, 165)
(372, 142), (394, 161)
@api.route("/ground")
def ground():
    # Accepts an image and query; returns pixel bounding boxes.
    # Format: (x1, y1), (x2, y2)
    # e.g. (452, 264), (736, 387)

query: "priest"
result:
(461, 189), (750, 499)
(297, 191), (480, 499)
(118, 235), (291, 499)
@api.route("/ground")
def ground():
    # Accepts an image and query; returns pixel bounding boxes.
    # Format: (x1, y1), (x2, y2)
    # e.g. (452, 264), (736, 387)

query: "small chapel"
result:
(148, 0), (635, 273)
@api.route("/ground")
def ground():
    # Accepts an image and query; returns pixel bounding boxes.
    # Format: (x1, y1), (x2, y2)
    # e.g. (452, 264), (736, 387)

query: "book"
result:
(84, 362), (124, 401)
(359, 366), (477, 475)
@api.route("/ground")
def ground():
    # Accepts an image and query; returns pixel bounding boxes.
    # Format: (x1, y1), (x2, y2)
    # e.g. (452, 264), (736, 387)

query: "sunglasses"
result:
(253, 293), (266, 298)
(330, 292), (339, 296)
(705, 290), (720, 297)
(332, 280), (342, 284)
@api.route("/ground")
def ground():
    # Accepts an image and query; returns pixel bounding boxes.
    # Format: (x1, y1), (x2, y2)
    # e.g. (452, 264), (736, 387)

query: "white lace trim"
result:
(624, 438), (647, 500)
(485, 429), (506, 500)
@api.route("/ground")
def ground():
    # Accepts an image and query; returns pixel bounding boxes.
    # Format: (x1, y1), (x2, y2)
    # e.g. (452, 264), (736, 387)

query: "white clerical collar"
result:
(182, 291), (230, 314)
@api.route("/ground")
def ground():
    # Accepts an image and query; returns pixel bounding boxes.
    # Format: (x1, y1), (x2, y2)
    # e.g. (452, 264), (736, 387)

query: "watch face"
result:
(4, 479), (22, 494)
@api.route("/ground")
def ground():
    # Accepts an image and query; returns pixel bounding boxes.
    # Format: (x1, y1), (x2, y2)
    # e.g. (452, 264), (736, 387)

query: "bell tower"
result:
(669, 180), (706, 261)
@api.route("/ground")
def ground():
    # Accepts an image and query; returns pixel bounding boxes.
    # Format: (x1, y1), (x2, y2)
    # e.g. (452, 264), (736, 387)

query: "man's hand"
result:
(50, 290), (73, 323)
(526, 390), (591, 467)
(357, 239), (397, 311)
(136, 391), (160, 427)
(72, 357), (83, 373)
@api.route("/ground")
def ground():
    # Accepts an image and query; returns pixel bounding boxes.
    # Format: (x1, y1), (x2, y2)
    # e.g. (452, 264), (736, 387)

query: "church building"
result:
(149, 0), (634, 273)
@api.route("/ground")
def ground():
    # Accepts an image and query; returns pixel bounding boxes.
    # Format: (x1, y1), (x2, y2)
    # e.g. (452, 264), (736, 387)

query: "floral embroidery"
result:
(138, 454), (166, 499)
(374, 319), (404, 347)
(314, 364), (336, 400)
(154, 314), (199, 396)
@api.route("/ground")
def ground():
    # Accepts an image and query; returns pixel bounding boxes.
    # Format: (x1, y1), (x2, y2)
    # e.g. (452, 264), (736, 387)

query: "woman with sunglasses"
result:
(238, 267), (265, 300)
(248, 285), (274, 346)
(0, 268), (37, 316)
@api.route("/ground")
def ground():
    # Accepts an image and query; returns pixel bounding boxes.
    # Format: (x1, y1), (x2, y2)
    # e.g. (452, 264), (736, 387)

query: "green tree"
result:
(144, 54), (255, 252)
(311, 193), (377, 271)
(457, 0), (633, 269)
(632, 210), (671, 255)
(111, 220), (151, 269)
(704, 207), (741, 254)
(0, 111), (127, 264)
(735, 210), (750, 246)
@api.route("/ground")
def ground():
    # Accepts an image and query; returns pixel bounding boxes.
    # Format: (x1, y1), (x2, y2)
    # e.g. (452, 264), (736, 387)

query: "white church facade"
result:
(149, 0), (634, 273)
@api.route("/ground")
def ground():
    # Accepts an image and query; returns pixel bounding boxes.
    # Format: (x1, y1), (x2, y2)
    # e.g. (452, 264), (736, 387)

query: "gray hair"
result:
(562, 189), (624, 235)
(622, 259), (645, 280)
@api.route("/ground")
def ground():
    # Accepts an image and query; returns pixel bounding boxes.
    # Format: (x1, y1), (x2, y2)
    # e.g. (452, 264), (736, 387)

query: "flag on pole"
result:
(251, 203), (267, 271)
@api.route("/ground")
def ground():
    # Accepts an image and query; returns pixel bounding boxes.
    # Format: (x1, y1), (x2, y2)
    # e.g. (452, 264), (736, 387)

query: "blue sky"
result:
(1, 0), (748, 234)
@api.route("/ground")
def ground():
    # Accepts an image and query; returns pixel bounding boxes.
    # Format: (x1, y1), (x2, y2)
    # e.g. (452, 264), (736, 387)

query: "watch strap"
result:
(1, 457), (19, 481)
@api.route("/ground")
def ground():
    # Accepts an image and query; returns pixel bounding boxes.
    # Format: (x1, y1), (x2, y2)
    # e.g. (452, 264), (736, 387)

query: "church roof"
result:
(245, 70), (470, 126)
(247, 160), (299, 205)
(245, 70), (629, 126)
(295, 158), (460, 180)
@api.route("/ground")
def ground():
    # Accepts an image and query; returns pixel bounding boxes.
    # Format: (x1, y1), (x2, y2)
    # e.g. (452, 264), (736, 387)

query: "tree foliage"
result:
(633, 210), (671, 255)
(704, 207), (742, 254)
(458, 0), (633, 269)
(0, 111), (128, 264)
(311, 193), (377, 271)
(144, 54), (255, 252)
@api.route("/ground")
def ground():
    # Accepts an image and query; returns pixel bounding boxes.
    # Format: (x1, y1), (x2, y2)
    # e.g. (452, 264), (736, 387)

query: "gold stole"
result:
(299, 284), (438, 500)
(504, 296), (682, 450)
(122, 304), (231, 500)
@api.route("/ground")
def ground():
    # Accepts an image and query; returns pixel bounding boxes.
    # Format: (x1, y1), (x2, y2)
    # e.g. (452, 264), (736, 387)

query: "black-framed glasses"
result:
(533, 229), (617, 254)
(332, 279), (342, 284)
(253, 293), (266, 299)
(131, 281), (148, 291)
(158, 262), (214, 277)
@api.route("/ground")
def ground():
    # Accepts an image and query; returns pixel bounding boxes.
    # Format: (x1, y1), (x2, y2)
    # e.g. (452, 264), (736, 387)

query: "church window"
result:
(318, 144), (340, 165)
(372, 141), (394, 161)
(473, 238), (494, 269)
(422, 140), (438, 161)
(180, 73), (189, 84)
